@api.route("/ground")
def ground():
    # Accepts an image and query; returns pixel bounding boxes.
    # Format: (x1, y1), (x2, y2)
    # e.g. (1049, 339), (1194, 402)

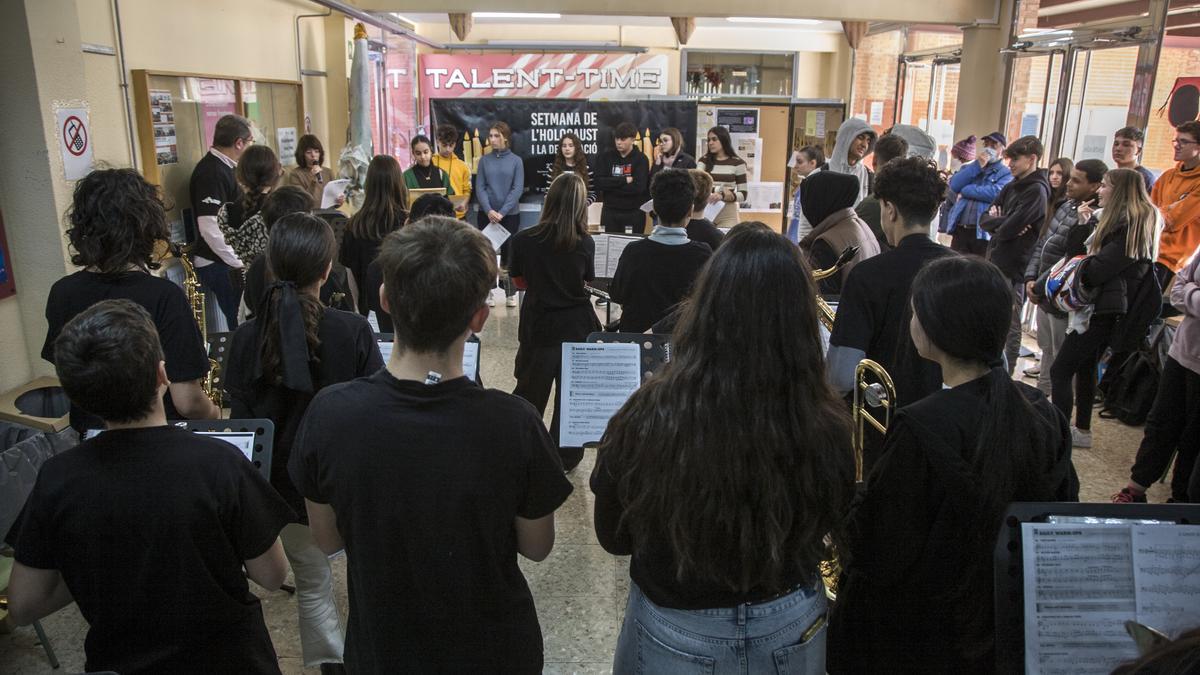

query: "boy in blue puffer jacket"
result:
(946, 132), (1012, 255)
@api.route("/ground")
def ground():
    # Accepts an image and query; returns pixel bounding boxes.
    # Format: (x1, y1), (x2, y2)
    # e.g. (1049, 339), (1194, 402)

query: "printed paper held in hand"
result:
(482, 222), (511, 251)
(320, 179), (351, 208)
(702, 200), (725, 222)
(559, 342), (641, 447)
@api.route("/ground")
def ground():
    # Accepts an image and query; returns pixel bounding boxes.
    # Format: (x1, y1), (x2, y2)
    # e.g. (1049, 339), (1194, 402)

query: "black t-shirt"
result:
(225, 308), (383, 518)
(685, 218), (724, 252)
(590, 455), (816, 610)
(6, 426), (294, 674)
(289, 370), (573, 673)
(829, 234), (958, 408)
(42, 271), (210, 432)
(609, 239), (712, 334)
(828, 371), (1078, 673)
(340, 215), (406, 315)
(508, 229), (600, 347)
(188, 151), (243, 263)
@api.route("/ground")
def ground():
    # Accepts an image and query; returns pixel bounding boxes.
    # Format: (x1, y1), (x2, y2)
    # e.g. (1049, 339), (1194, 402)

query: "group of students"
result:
(5, 110), (1200, 675)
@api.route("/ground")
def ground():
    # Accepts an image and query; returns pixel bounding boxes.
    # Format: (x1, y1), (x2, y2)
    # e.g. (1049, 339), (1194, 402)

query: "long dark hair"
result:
(349, 155), (408, 241)
(530, 173), (587, 253)
(66, 168), (169, 273)
(598, 228), (854, 593)
(701, 125), (739, 171)
(237, 145), (282, 218)
(551, 133), (590, 185)
(910, 255), (1061, 655)
(1041, 157), (1073, 234)
(260, 213), (336, 383)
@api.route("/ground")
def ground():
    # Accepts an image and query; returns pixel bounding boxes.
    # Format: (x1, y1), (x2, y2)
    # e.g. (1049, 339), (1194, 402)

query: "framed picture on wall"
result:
(0, 209), (14, 299)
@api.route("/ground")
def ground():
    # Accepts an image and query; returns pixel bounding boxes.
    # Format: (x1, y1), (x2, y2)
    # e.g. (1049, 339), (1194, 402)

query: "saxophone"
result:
(172, 244), (222, 407)
(811, 244), (859, 330)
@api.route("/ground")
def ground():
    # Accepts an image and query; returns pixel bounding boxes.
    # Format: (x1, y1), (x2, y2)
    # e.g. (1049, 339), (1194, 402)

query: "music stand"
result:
(376, 333), (483, 383)
(586, 332), (671, 381)
(174, 418), (275, 481)
(206, 331), (232, 402)
(993, 502), (1200, 675)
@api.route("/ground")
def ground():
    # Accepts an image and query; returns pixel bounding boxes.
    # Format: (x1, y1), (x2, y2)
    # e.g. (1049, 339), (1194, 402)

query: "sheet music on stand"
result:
(559, 342), (641, 448)
(994, 503), (1200, 675)
(592, 234), (642, 279)
(376, 333), (480, 381)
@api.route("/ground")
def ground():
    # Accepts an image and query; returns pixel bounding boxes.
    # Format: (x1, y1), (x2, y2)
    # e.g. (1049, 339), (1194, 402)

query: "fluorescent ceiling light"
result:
(473, 12), (561, 19)
(726, 17), (821, 25)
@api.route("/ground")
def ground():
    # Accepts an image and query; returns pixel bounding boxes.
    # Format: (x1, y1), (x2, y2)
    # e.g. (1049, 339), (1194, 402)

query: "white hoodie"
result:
(828, 117), (878, 206)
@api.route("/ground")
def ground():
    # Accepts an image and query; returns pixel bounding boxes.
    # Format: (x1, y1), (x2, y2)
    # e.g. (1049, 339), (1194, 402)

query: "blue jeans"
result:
(614, 580), (827, 674)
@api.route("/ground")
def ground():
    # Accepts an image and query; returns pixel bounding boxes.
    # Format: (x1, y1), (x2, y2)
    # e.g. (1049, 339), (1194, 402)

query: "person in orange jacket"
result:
(1152, 120), (1200, 274)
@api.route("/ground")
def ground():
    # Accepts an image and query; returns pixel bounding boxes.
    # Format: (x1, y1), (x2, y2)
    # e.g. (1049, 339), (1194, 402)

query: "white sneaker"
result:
(1071, 427), (1092, 448)
(506, 295), (518, 307)
(486, 292), (495, 307)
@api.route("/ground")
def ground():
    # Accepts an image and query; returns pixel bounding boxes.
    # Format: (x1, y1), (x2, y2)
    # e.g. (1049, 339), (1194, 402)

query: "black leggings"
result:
(1129, 356), (1200, 501)
(1049, 316), (1116, 430)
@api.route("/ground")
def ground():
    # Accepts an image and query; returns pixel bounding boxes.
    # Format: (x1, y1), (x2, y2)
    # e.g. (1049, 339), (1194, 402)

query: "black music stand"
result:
(993, 502), (1200, 675)
(586, 332), (671, 381)
(174, 418), (274, 481)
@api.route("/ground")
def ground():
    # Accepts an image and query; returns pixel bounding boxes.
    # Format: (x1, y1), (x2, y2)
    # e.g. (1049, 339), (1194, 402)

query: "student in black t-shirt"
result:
(226, 213), (382, 672)
(828, 256), (1077, 673)
(827, 158), (958, 466)
(509, 173), (602, 471)
(609, 168), (712, 333)
(242, 187), (354, 320)
(290, 217), (573, 673)
(341, 154), (408, 315)
(44, 168), (219, 432)
(685, 169), (724, 251)
(7, 299), (293, 675)
(593, 227), (854, 673)
(365, 193), (457, 334)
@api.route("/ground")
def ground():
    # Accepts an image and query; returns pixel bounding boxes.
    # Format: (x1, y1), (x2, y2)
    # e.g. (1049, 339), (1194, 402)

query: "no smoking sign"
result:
(55, 107), (93, 180)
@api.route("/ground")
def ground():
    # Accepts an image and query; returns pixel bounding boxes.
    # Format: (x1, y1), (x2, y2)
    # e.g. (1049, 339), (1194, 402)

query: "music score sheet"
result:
(592, 234), (641, 278)
(375, 339), (479, 380)
(1022, 523), (1200, 675)
(559, 342), (641, 448)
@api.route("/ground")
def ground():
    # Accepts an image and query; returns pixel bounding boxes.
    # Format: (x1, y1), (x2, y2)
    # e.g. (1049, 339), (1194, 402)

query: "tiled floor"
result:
(0, 292), (1170, 674)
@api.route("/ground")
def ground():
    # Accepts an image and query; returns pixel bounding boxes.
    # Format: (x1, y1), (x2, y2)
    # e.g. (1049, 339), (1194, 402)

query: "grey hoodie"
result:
(828, 117), (878, 206)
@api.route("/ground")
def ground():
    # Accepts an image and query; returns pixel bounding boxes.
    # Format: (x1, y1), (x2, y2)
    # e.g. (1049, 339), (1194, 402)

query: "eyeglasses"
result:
(1172, 138), (1199, 147)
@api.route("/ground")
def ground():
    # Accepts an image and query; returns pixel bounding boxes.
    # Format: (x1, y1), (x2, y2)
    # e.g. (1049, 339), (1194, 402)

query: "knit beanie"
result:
(951, 136), (977, 162)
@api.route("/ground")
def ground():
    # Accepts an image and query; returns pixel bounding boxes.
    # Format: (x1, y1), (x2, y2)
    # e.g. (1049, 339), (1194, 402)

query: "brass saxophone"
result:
(811, 244), (859, 331)
(172, 244), (222, 407)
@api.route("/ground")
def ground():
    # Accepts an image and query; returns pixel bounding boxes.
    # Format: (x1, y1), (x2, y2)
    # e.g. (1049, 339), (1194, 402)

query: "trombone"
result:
(852, 359), (895, 482)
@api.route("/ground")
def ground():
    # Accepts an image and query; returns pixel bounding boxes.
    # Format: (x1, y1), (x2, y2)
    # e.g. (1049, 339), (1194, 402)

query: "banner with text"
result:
(430, 98), (696, 194)
(419, 53), (669, 123)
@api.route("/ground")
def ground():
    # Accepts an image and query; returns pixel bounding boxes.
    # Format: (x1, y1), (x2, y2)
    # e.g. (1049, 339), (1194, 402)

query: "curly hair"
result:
(872, 156), (948, 225)
(65, 168), (169, 273)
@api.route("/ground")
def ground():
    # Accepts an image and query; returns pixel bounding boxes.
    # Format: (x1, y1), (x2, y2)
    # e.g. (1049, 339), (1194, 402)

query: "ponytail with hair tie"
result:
(254, 280), (316, 393)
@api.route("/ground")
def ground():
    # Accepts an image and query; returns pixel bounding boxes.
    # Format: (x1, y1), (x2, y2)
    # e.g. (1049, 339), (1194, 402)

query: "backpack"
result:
(1109, 262), (1162, 353)
(1098, 349), (1160, 426)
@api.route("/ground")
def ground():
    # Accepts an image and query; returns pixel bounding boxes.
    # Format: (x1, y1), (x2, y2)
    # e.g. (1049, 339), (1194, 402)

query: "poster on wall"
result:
(196, 78), (237, 149)
(277, 127), (298, 166)
(419, 53), (669, 126)
(702, 106), (763, 182)
(0, 210), (14, 300)
(55, 107), (93, 181)
(149, 90), (178, 166)
(430, 98), (696, 194)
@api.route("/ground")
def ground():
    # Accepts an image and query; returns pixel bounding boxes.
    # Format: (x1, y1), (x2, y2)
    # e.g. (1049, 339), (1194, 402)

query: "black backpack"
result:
(1108, 261), (1162, 353)
(1098, 349), (1160, 426)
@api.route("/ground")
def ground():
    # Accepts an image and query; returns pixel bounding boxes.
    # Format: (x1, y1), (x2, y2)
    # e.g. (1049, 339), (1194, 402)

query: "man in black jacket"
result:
(595, 122), (650, 234)
(982, 135), (1050, 375)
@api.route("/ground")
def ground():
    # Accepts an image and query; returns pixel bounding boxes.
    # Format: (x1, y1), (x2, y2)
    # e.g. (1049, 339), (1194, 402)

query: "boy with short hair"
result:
(610, 169), (713, 333)
(1112, 126), (1156, 192)
(432, 123), (472, 218)
(291, 217), (572, 673)
(7, 299), (292, 674)
(982, 134), (1051, 375)
(595, 121), (650, 234)
(947, 131), (1013, 255)
(1153, 120), (1200, 276)
(855, 133), (910, 252)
